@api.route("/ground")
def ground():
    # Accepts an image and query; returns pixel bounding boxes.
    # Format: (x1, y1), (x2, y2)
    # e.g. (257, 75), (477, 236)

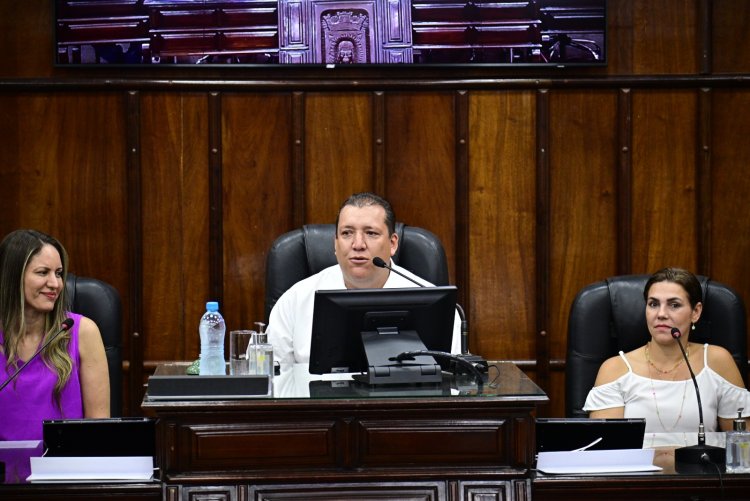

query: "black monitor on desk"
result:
(309, 286), (457, 385)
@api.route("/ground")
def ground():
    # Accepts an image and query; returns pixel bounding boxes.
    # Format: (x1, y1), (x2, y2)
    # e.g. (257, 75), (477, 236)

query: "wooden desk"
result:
(533, 469), (750, 501)
(0, 439), (161, 500)
(142, 361), (548, 501)
(0, 481), (162, 501)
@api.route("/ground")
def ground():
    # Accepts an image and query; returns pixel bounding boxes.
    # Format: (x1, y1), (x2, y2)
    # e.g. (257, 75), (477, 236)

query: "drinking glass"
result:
(229, 330), (255, 375)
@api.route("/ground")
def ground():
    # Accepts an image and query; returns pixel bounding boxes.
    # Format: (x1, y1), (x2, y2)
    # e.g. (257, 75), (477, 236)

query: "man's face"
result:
(334, 204), (398, 289)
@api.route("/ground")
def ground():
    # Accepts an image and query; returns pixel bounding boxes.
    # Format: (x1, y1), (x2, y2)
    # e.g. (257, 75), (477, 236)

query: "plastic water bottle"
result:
(198, 301), (226, 376)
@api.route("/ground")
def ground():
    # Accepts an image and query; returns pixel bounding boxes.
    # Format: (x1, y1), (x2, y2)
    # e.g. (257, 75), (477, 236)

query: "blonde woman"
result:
(0, 229), (109, 441)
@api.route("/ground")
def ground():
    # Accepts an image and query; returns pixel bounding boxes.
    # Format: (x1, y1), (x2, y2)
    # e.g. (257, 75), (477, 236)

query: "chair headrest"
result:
(302, 225), (336, 274)
(606, 275), (649, 352)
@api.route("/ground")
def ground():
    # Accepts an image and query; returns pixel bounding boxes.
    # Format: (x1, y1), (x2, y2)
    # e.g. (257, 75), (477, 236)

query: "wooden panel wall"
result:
(1, 0), (750, 417)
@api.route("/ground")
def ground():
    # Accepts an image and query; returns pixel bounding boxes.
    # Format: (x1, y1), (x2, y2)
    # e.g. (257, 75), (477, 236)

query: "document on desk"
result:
(536, 448), (661, 474)
(0, 440), (40, 449)
(27, 456), (154, 482)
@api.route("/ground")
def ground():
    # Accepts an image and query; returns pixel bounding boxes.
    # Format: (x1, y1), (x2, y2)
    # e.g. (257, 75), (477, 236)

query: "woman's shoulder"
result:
(594, 352), (631, 386)
(66, 314), (101, 343)
(705, 343), (745, 386)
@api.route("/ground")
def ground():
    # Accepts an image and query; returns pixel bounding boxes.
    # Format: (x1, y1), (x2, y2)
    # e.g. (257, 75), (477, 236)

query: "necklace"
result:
(647, 358), (689, 432)
(645, 341), (687, 375)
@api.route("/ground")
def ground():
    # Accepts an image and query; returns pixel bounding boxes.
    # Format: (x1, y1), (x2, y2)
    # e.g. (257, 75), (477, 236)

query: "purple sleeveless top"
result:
(0, 312), (84, 441)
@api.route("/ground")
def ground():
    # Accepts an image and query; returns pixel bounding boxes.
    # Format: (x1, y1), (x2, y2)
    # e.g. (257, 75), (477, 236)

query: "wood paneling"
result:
(305, 92), (373, 223)
(386, 92), (457, 281)
(631, 90), (698, 273)
(632, 0), (699, 74)
(549, 90), (619, 360)
(223, 93), (294, 330)
(0, 0), (52, 78)
(468, 91), (537, 361)
(713, 0), (750, 74)
(0, 93), (128, 284)
(140, 93), (210, 362)
(711, 89), (750, 301)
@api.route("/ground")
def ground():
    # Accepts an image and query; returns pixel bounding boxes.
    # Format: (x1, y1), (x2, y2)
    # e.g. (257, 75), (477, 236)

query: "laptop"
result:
(42, 417), (156, 457)
(535, 418), (646, 453)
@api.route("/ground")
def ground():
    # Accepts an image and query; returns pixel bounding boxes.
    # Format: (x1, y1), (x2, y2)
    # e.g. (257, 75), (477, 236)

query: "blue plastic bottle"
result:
(198, 301), (226, 375)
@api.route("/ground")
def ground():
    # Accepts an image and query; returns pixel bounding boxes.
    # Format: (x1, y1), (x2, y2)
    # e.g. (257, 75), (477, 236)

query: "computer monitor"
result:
(309, 286), (458, 385)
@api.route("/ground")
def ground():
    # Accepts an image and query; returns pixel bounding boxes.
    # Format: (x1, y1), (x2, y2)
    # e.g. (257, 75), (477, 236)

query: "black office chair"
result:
(264, 222), (449, 321)
(65, 273), (123, 417)
(566, 274), (747, 418)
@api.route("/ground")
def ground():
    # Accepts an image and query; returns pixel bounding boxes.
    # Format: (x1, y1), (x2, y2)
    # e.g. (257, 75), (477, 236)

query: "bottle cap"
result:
(735, 409), (747, 432)
(206, 301), (219, 311)
(254, 322), (267, 344)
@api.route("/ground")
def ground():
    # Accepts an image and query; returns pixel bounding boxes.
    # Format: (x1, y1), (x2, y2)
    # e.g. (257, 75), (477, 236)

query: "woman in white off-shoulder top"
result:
(583, 267), (750, 455)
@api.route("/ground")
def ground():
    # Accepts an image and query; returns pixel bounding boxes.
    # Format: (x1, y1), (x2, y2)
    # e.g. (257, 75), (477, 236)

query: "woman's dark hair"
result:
(643, 267), (703, 308)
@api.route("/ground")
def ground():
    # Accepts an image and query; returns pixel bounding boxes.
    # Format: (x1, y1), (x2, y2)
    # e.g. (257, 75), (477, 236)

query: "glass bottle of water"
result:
(198, 301), (226, 376)
(726, 408), (750, 473)
(248, 322), (273, 376)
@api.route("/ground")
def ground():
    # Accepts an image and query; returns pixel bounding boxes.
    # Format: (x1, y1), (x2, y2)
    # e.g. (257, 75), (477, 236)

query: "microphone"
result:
(373, 256), (467, 347)
(373, 256), (429, 287)
(0, 318), (75, 393)
(372, 257), (487, 371)
(670, 326), (726, 473)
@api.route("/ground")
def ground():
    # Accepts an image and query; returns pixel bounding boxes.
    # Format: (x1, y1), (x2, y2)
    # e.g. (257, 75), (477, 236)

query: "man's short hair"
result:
(335, 192), (396, 236)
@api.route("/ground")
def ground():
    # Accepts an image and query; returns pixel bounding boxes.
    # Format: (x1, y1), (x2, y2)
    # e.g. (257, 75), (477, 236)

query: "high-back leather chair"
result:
(566, 274), (747, 418)
(66, 273), (122, 417)
(264, 222), (449, 322)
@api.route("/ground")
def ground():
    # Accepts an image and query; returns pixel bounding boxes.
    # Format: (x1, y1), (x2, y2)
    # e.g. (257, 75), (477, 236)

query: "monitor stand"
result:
(351, 328), (443, 385)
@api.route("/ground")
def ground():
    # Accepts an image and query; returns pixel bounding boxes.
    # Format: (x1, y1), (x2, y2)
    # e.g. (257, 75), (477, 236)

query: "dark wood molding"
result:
(535, 88), (551, 395)
(697, 88), (713, 275)
(617, 88), (633, 275)
(372, 91), (386, 194)
(3, 75), (750, 93)
(292, 91), (306, 227)
(454, 90), (469, 312)
(208, 92), (224, 304)
(125, 90), (144, 416)
(698, 0), (712, 75)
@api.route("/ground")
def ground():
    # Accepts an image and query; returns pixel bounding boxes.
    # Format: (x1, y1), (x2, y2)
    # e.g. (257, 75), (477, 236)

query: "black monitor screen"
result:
(309, 286), (457, 378)
(54, 1), (606, 67)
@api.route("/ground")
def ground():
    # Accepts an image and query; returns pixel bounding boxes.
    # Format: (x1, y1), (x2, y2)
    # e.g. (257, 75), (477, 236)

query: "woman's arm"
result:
(586, 355), (629, 418)
(589, 407), (625, 419)
(77, 316), (110, 417)
(708, 345), (748, 432)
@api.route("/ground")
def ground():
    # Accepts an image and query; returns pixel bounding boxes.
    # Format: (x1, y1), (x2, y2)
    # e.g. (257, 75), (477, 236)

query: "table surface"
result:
(144, 360), (548, 403)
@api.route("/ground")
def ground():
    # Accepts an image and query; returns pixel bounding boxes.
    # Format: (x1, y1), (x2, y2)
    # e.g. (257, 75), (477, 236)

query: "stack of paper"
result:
(27, 456), (154, 482)
(537, 448), (661, 474)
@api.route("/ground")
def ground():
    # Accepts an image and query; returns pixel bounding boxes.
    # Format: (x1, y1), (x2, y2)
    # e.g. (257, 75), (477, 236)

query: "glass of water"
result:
(229, 330), (256, 375)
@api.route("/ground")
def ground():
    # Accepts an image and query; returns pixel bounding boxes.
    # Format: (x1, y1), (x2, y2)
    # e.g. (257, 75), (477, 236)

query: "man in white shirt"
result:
(268, 192), (461, 365)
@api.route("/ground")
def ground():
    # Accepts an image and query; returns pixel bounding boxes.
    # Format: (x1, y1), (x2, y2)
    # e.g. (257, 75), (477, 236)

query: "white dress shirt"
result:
(268, 262), (462, 365)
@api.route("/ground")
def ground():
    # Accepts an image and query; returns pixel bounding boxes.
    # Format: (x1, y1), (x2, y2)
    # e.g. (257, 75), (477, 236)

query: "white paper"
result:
(537, 448), (662, 474)
(0, 440), (40, 449)
(27, 456), (154, 481)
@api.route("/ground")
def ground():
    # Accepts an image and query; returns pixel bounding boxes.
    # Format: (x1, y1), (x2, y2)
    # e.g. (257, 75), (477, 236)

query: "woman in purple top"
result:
(0, 229), (109, 441)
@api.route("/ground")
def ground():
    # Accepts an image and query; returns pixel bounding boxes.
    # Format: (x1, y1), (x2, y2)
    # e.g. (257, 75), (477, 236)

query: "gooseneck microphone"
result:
(670, 326), (726, 473)
(372, 257), (487, 373)
(373, 256), (429, 287)
(0, 318), (75, 393)
(373, 256), (469, 352)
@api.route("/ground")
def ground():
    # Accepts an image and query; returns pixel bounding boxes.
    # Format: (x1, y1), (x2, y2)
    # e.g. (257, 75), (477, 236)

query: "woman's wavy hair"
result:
(0, 229), (71, 406)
